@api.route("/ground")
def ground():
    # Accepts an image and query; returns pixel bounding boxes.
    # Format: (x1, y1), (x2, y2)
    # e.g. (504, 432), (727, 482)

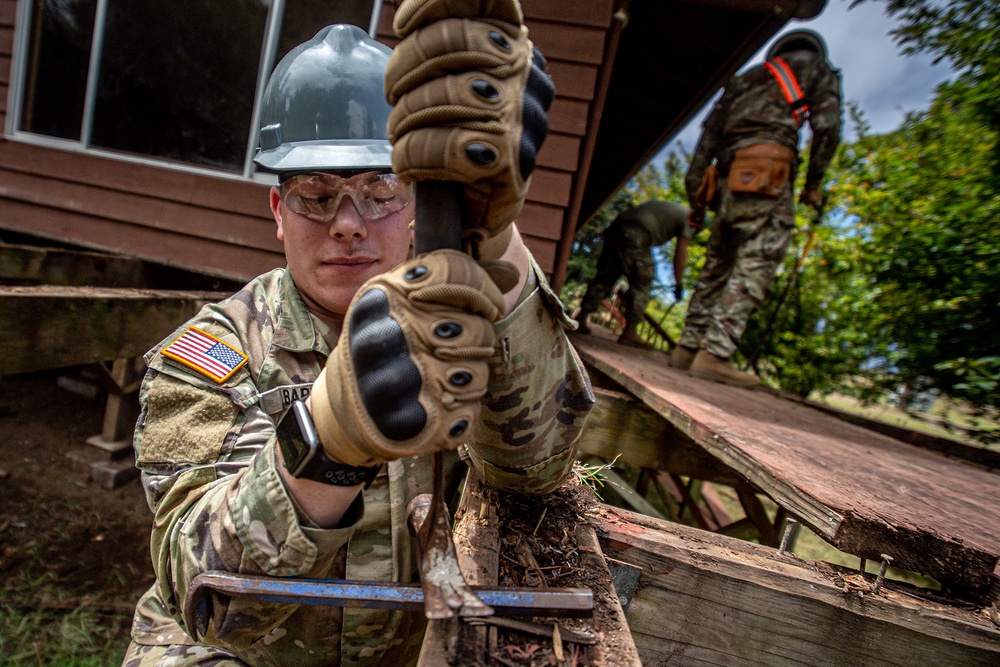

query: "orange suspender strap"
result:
(764, 57), (809, 127)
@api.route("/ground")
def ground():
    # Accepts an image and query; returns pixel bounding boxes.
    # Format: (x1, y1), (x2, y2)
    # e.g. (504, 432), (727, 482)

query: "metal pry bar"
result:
(185, 570), (594, 638)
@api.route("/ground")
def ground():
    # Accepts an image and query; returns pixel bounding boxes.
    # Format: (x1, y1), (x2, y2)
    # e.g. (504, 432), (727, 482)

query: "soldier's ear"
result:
(270, 187), (286, 241)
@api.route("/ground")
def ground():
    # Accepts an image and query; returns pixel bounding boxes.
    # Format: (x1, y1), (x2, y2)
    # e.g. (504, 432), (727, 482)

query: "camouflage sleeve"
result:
(464, 254), (595, 495)
(804, 63), (843, 192)
(134, 367), (359, 644)
(686, 84), (732, 205)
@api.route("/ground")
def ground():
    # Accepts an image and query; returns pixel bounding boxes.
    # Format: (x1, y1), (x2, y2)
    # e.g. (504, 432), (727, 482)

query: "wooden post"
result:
(67, 356), (145, 489)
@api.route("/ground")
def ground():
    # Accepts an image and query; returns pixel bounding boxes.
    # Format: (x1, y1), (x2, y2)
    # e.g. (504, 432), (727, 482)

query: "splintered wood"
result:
(417, 471), (640, 666)
(492, 482), (636, 666)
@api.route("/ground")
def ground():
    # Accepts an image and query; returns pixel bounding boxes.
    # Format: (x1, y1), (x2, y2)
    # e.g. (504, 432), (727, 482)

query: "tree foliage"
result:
(838, 82), (1000, 405)
(854, 0), (1000, 151)
(561, 153), (695, 310)
(565, 2), (1000, 434)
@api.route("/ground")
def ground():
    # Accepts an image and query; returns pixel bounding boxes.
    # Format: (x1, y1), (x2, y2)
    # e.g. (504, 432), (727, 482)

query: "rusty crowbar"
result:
(185, 570), (593, 638)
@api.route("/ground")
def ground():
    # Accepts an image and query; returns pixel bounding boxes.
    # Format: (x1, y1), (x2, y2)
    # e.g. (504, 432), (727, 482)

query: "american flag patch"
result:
(161, 326), (248, 384)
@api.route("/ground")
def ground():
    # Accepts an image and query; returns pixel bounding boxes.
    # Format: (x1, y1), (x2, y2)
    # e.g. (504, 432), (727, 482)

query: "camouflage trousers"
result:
(123, 641), (248, 666)
(578, 222), (655, 328)
(677, 188), (795, 359)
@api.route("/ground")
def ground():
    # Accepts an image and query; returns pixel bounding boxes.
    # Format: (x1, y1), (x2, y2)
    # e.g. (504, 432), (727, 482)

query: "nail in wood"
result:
(873, 554), (893, 594)
(778, 518), (798, 555)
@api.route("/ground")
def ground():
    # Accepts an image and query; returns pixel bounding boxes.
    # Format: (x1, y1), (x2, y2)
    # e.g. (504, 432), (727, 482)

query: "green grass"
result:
(814, 392), (998, 447)
(0, 603), (128, 666)
(0, 528), (134, 667)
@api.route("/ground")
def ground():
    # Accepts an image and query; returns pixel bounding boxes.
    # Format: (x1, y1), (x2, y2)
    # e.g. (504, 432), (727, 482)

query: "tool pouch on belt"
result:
(694, 165), (718, 210)
(727, 143), (795, 198)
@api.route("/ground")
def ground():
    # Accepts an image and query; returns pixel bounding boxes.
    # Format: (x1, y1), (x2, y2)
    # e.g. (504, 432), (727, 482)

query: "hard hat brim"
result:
(254, 140), (393, 173)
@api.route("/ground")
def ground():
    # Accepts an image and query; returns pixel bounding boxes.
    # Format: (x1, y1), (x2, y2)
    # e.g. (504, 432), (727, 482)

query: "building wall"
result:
(0, 0), (614, 284)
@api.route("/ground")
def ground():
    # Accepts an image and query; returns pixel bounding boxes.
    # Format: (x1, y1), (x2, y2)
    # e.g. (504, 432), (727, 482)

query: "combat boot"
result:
(669, 345), (698, 370)
(617, 328), (654, 350)
(689, 351), (759, 388)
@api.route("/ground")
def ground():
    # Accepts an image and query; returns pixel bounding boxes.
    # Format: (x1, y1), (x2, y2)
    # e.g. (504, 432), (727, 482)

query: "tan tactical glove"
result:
(310, 250), (505, 467)
(385, 0), (555, 239)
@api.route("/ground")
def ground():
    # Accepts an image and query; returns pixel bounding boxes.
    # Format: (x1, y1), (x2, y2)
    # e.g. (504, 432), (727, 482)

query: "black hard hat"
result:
(766, 29), (829, 62)
(254, 24), (393, 173)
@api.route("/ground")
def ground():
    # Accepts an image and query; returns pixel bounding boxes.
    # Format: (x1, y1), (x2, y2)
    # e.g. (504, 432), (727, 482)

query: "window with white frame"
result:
(10, 0), (380, 177)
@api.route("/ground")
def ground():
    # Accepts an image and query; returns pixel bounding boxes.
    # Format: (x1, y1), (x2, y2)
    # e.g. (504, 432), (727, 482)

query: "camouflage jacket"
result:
(128, 259), (594, 666)
(686, 49), (843, 204)
(612, 200), (694, 247)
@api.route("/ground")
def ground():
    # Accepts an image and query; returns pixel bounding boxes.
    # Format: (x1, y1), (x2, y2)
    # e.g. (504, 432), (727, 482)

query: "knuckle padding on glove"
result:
(385, 20), (522, 103)
(349, 288), (426, 441)
(520, 46), (554, 178)
(392, 0), (524, 37)
(385, 7), (554, 235)
(310, 250), (506, 467)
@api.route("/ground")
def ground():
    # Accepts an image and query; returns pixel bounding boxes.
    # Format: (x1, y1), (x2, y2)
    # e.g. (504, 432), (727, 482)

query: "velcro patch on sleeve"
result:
(162, 326), (248, 384)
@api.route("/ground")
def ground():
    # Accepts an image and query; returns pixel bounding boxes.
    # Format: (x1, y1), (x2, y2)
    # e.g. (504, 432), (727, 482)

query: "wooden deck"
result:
(569, 330), (1000, 600)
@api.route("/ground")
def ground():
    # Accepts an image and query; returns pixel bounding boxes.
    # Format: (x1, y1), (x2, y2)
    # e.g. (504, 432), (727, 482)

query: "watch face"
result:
(275, 399), (379, 486)
(276, 401), (317, 475)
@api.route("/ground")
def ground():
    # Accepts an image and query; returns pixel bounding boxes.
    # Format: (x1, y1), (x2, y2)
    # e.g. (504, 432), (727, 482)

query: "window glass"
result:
(19, 0), (98, 140)
(14, 0), (380, 175)
(90, 0), (272, 171)
(275, 0), (375, 68)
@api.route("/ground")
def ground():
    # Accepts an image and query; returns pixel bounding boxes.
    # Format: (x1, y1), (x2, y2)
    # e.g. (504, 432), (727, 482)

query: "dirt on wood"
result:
(489, 479), (637, 666)
(0, 369), (155, 650)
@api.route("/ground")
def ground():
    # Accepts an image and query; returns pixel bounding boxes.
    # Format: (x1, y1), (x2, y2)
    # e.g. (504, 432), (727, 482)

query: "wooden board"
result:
(418, 472), (642, 666)
(0, 242), (243, 291)
(594, 504), (1000, 667)
(570, 333), (1000, 597)
(0, 286), (227, 374)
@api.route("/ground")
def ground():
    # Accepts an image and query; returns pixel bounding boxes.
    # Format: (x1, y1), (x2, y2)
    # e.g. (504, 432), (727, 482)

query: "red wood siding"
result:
(0, 1), (13, 128)
(0, 0), (615, 284)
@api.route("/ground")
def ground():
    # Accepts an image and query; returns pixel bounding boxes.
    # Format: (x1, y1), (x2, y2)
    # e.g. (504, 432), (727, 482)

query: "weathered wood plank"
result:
(0, 1), (14, 29)
(580, 386), (748, 487)
(0, 243), (148, 287)
(523, 0), (615, 28)
(804, 398), (1000, 472)
(0, 167), (278, 252)
(571, 333), (1000, 596)
(417, 468), (499, 666)
(0, 141), (270, 219)
(0, 198), (282, 281)
(0, 242), (243, 290)
(0, 286), (227, 375)
(536, 131), (581, 172)
(594, 504), (1000, 667)
(526, 20), (607, 65)
(545, 60), (599, 101)
(517, 201), (564, 241)
(419, 476), (642, 665)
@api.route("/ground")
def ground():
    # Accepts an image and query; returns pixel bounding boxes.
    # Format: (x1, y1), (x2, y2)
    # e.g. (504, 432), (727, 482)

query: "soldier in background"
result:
(573, 200), (699, 348)
(671, 29), (842, 387)
(123, 9), (593, 666)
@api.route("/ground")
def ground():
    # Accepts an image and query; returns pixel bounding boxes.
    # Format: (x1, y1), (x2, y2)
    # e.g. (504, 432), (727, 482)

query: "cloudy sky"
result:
(657, 0), (956, 160)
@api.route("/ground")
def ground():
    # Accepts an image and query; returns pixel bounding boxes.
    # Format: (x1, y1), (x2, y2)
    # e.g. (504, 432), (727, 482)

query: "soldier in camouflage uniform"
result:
(671, 29), (842, 387)
(573, 200), (698, 348)
(123, 11), (593, 667)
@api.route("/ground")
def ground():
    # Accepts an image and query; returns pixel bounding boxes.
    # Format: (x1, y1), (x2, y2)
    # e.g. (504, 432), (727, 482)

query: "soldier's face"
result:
(270, 172), (414, 321)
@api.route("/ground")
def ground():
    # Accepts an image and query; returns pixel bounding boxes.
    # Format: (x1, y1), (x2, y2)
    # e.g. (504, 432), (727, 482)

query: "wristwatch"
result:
(276, 400), (380, 487)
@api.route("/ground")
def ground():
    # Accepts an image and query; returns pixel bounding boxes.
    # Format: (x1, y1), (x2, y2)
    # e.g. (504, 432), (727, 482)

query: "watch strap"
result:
(298, 448), (381, 487)
(278, 399), (381, 487)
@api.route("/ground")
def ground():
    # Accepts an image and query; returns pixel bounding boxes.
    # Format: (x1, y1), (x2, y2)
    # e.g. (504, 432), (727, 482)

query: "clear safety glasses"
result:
(279, 171), (413, 222)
